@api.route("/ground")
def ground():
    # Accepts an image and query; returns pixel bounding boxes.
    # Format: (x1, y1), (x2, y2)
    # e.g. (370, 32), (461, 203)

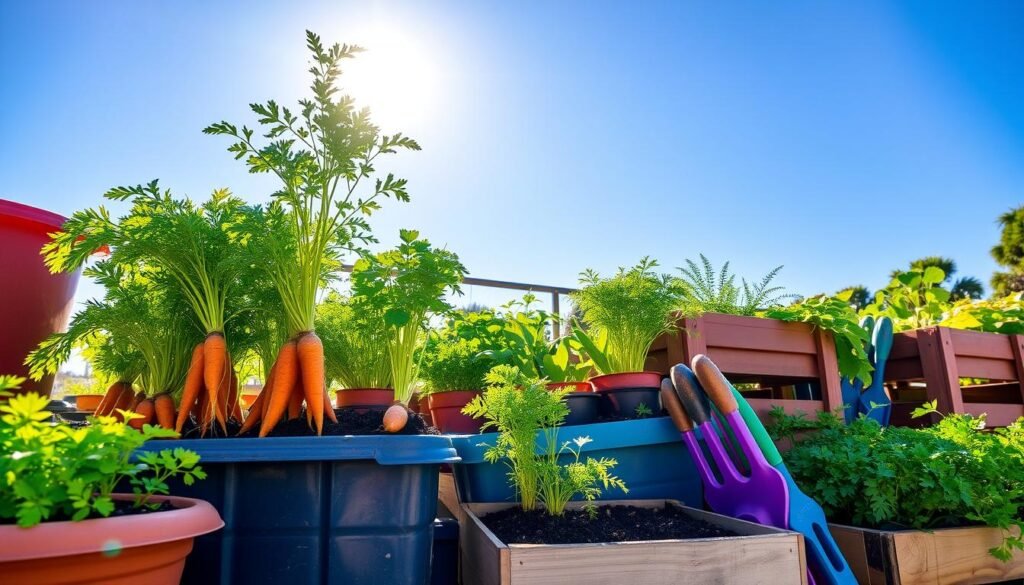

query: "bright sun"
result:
(342, 28), (439, 130)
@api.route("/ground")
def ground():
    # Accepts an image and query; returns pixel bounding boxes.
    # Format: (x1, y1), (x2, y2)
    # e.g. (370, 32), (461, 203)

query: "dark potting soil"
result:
(0, 499), (174, 526)
(177, 407), (438, 439)
(481, 503), (737, 545)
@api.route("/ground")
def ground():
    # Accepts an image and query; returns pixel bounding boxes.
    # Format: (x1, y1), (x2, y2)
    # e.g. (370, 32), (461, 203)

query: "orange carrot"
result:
(259, 341), (298, 437)
(154, 394), (176, 430)
(129, 398), (155, 430)
(226, 368), (240, 422)
(288, 372), (304, 421)
(237, 389), (266, 435)
(129, 390), (146, 411)
(322, 387), (337, 424)
(297, 332), (325, 435)
(198, 390), (211, 437)
(176, 343), (206, 432)
(204, 333), (228, 433)
(260, 362), (278, 420)
(112, 386), (135, 422)
(95, 381), (124, 416)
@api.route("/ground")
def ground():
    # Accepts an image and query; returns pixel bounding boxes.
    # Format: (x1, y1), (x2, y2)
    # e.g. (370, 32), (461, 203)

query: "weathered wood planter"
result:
(830, 522), (1024, 585)
(885, 327), (1024, 426)
(648, 312), (843, 422)
(461, 500), (807, 585)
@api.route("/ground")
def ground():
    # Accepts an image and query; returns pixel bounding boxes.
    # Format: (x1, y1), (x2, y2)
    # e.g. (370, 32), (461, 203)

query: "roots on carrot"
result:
(176, 343), (206, 433)
(204, 333), (228, 434)
(154, 394), (176, 431)
(259, 341), (298, 438)
(297, 332), (325, 435)
(129, 398), (155, 430)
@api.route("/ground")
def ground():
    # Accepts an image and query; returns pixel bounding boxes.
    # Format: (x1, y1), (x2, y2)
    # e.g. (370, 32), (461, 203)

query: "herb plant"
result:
(484, 295), (592, 383)
(676, 254), (798, 316)
(862, 267), (950, 331)
(204, 31), (420, 433)
(571, 258), (680, 374)
(767, 406), (1024, 561)
(0, 387), (205, 528)
(420, 337), (496, 392)
(316, 292), (391, 389)
(349, 230), (466, 402)
(463, 372), (626, 515)
(940, 293), (1024, 335)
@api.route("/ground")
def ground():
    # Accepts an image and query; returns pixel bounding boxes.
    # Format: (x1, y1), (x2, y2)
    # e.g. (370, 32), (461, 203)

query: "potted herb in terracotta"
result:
(0, 377), (221, 585)
(317, 291), (394, 411)
(570, 258), (680, 418)
(769, 404), (1024, 584)
(459, 376), (805, 585)
(420, 336), (497, 433)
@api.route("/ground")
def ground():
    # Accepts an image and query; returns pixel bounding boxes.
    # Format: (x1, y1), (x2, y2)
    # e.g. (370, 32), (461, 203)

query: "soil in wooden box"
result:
(481, 503), (737, 545)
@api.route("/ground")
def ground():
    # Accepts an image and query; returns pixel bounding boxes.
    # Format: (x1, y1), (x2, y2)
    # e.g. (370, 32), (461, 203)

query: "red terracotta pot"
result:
(0, 494), (223, 585)
(427, 390), (483, 434)
(335, 388), (395, 410)
(239, 392), (260, 410)
(589, 371), (663, 392)
(545, 381), (593, 393)
(0, 200), (85, 398)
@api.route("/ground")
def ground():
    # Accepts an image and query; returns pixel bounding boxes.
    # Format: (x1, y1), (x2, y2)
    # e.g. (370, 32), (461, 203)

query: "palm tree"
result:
(950, 277), (984, 301)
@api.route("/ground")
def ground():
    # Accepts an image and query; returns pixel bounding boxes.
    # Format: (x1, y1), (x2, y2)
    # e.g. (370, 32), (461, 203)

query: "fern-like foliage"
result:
(676, 254), (798, 316)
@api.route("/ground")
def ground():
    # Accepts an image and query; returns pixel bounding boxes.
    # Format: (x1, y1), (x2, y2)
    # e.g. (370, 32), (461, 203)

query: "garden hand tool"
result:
(668, 364), (790, 529)
(857, 316), (893, 426)
(840, 315), (874, 424)
(693, 355), (857, 585)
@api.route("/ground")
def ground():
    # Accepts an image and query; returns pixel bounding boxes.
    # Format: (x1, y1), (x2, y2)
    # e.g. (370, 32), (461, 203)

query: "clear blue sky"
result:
(3, 0), (1023, 310)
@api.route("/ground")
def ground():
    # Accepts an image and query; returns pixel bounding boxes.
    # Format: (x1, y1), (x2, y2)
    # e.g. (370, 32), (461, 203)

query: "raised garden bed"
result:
(448, 417), (702, 510)
(137, 434), (458, 585)
(648, 312), (843, 421)
(885, 327), (1024, 426)
(830, 522), (1024, 585)
(461, 500), (807, 585)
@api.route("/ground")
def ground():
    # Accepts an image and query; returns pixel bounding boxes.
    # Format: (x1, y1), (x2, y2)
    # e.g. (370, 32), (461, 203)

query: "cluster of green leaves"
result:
(0, 390), (205, 528)
(764, 291), (873, 385)
(349, 229), (466, 401)
(204, 30), (420, 335)
(861, 267), (951, 331)
(677, 254), (798, 316)
(463, 370), (626, 515)
(767, 406), (1024, 561)
(419, 309), (508, 392)
(940, 293), (1024, 335)
(315, 291), (391, 389)
(571, 258), (680, 374)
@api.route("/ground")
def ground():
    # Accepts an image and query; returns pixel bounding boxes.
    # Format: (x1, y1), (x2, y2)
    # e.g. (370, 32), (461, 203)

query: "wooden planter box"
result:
(461, 500), (807, 585)
(648, 313), (843, 422)
(830, 522), (1024, 584)
(885, 327), (1024, 426)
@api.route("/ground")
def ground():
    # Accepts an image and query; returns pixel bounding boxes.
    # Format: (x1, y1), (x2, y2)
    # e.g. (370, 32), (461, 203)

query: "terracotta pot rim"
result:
(0, 198), (68, 230)
(337, 387), (393, 393)
(589, 371), (663, 391)
(0, 494), (223, 563)
(545, 382), (594, 392)
(427, 390), (481, 407)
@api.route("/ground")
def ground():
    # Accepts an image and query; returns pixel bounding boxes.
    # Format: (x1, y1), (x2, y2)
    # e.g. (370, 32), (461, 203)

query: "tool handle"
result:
(670, 364), (711, 425)
(692, 355), (739, 415)
(660, 379), (693, 432)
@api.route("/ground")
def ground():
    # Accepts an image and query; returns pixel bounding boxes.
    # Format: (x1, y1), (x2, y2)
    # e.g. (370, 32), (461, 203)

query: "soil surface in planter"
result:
(177, 408), (438, 438)
(481, 504), (736, 545)
(0, 499), (173, 525)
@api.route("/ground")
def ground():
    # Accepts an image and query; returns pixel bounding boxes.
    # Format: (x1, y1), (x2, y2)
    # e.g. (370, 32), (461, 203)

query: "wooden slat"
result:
(962, 403), (1024, 427)
(917, 328), (963, 416)
(438, 472), (461, 523)
(885, 357), (925, 382)
(747, 398), (825, 421)
(955, 356), (1017, 381)
(710, 348), (818, 378)
(961, 382), (1024, 404)
(889, 332), (923, 360)
(948, 328), (1015, 360)
(680, 316), (707, 365)
(704, 314), (817, 354)
(891, 523), (1024, 584)
(1012, 335), (1024, 404)
(814, 328), (843, 412)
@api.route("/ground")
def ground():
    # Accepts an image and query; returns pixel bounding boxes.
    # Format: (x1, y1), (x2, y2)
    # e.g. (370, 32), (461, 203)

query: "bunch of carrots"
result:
(174, 333), (243, 435)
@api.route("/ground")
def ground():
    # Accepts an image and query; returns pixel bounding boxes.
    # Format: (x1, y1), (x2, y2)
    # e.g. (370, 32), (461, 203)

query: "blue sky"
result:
(2, 1), (1023, 312)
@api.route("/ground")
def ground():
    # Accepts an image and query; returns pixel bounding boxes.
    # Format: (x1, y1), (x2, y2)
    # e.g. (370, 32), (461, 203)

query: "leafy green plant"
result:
(571, 258), (680, 374)
(940, 293), (1024, 335)
(484, 295), (592, 383)
(420, 337), (496, 391)
(0, 389), (205, 528)
(316, 291), (391, 389)
(676, 254), (798, 316)
(767, 406), (1024, 561)
(862, 267), (950, 331)
(764, 291), (873, 386)
(349, 230), (466, 402)
(463, 374), (626, 515)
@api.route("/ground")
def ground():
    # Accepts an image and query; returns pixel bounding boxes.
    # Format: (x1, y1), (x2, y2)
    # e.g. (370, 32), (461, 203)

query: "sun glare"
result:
(342, 27), (439, 129)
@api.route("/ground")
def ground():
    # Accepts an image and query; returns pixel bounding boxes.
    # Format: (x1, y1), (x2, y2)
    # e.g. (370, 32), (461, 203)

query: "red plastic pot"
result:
(0, 494), (223, 585)
(335, 388), (395, 411)
(545, 381), (593, 393)
(0, 200), (83, 398)
(72, 394), (104, 412)
(427, 390), (483, 434)
(588, 371), (663, 392)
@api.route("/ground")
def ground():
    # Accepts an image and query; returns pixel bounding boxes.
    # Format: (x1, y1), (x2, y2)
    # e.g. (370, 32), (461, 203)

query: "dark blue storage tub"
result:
(431, 502), (459, 585)
(137, 435), (458, 585)
(449, 417), (702, 505)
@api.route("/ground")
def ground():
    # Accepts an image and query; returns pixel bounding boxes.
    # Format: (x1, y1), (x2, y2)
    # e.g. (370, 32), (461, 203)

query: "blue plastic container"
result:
(431, 502), (459, 585)
(137, 435), (458, 585)
(449, 417), (702, 505)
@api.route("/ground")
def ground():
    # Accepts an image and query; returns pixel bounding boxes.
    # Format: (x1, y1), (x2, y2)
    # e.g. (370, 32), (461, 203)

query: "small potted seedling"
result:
(459, 375), (805, 585)
(0, 377), (221, 585)
(571, 258), (679, 418)
(317, 291), (394, 411)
